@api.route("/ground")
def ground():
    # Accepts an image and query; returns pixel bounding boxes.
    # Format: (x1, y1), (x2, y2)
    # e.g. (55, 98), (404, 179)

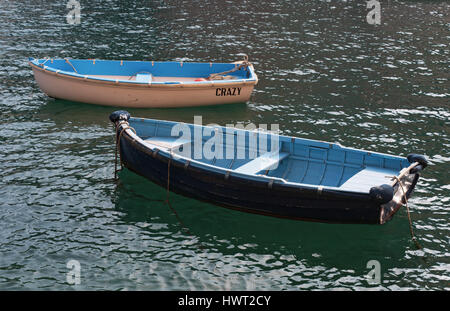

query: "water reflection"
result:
(113, 169), (413, 273)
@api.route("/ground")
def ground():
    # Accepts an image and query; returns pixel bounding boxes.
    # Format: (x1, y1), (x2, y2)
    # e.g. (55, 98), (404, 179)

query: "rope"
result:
(165, 154), (172, 203)
(390, 175), (422, 249)
(208, 54), (251, 80)
(164, 152), (203, 250)
(64, 58), (78, 73)
(113, 125), (203, 250)
(114, 123), (136, 180)
(38, 57), (50, 67)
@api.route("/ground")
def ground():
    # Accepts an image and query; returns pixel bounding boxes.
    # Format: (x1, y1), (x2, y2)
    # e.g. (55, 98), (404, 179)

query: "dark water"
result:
(0, 0), (449, 290)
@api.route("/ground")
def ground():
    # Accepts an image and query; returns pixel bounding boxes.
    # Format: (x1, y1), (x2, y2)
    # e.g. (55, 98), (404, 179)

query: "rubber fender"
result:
(407, 154), (428, 168)
(369, 184), (394, 204)
(109, 110), (130, 123)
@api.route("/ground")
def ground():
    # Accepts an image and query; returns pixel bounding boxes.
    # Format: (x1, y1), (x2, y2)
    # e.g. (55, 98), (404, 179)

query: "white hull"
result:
(31, 64), (257, 108)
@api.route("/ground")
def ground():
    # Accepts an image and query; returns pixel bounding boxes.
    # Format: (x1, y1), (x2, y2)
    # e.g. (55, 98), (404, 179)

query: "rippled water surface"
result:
(0, 0), (449, 290)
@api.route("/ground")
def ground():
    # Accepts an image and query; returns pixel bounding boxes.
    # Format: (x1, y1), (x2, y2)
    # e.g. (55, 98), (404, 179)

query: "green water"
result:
(0, 0), (449, 290)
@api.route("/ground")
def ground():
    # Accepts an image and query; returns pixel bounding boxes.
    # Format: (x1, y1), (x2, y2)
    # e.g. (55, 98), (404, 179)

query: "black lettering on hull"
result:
(215, 87), (242, 96)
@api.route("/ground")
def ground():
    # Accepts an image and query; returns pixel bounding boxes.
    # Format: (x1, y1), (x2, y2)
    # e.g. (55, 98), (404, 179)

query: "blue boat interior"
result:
(129, 118), (411, 193)
(29, 58), (256, 84)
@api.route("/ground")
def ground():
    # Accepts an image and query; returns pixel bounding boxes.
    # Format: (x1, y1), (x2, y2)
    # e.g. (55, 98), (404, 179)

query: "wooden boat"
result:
(109, 111), (427, 224)
(29, 56), (258, 108)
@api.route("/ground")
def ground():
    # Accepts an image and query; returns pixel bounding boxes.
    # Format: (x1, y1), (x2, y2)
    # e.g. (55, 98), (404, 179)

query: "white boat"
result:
(29, 56), (258, 108)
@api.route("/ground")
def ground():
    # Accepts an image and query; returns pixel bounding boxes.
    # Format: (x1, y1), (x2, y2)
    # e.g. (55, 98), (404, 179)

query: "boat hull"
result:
(30, 63), (256, 108)
(116, 126), (420, 224)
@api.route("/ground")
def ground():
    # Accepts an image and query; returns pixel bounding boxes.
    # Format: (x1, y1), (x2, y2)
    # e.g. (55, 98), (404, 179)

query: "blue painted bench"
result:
(135, 73), (152, 83)
(143, 136), (191, 150)
(339, 166), (397, 192)
(234, 151), (290, 175)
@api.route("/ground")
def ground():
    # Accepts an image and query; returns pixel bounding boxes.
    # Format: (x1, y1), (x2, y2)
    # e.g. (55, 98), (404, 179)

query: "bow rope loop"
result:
(38, 57), (51, 67)
(64, 58), (78, 73)
(114, 122), (136, 180)
(207, 54), (251, 80)
(388, 175), (422, 249)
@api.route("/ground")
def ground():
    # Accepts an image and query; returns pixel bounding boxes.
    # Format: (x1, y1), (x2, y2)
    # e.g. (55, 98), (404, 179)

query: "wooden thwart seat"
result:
(143, 136), (190, 150)
(235, 151), (289, 175)
(339, 166), (396, 192)
(135, 73), (152, 83)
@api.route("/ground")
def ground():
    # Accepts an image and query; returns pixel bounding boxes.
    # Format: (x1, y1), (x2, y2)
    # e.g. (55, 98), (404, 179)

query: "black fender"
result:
(109, 110), (131, 124)
(369, 184), (394, 204)
(407, 154), (428, 168)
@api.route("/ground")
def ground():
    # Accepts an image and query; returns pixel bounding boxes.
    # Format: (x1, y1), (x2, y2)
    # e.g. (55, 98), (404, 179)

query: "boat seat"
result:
(234, 151), (290, 175)
(339, 166), (397, 192)
(142, 136), (191, 150)
(135, 73), (152, 83)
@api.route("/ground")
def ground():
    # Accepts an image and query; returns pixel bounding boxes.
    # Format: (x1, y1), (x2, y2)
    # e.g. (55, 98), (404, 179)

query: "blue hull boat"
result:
(109, 111), (427, 224)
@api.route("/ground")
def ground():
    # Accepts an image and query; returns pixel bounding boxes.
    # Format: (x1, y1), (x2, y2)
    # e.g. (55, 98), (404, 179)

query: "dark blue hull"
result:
(117, 130), (419, 224)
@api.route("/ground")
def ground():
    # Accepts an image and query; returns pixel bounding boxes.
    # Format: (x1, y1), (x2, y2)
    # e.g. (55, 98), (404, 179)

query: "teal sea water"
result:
(0, 0), (449, 290)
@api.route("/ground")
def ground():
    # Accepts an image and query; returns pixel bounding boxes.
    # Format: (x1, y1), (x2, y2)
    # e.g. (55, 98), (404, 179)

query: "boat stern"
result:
(377, 154), (428, 224)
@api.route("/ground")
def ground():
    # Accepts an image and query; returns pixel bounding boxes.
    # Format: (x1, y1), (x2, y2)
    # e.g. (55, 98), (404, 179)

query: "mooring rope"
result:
(390, 175), (422, 249)
(38, 57), (51, 67)
(114, 123), (136, 180)
(113, 125), (202, 249)
(208, 54), (251, 80)
(165, 154), (172, 204)
(164, 153), (204, 250)
(64, 58), (78, 73)
(164, 154), (189, 232)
